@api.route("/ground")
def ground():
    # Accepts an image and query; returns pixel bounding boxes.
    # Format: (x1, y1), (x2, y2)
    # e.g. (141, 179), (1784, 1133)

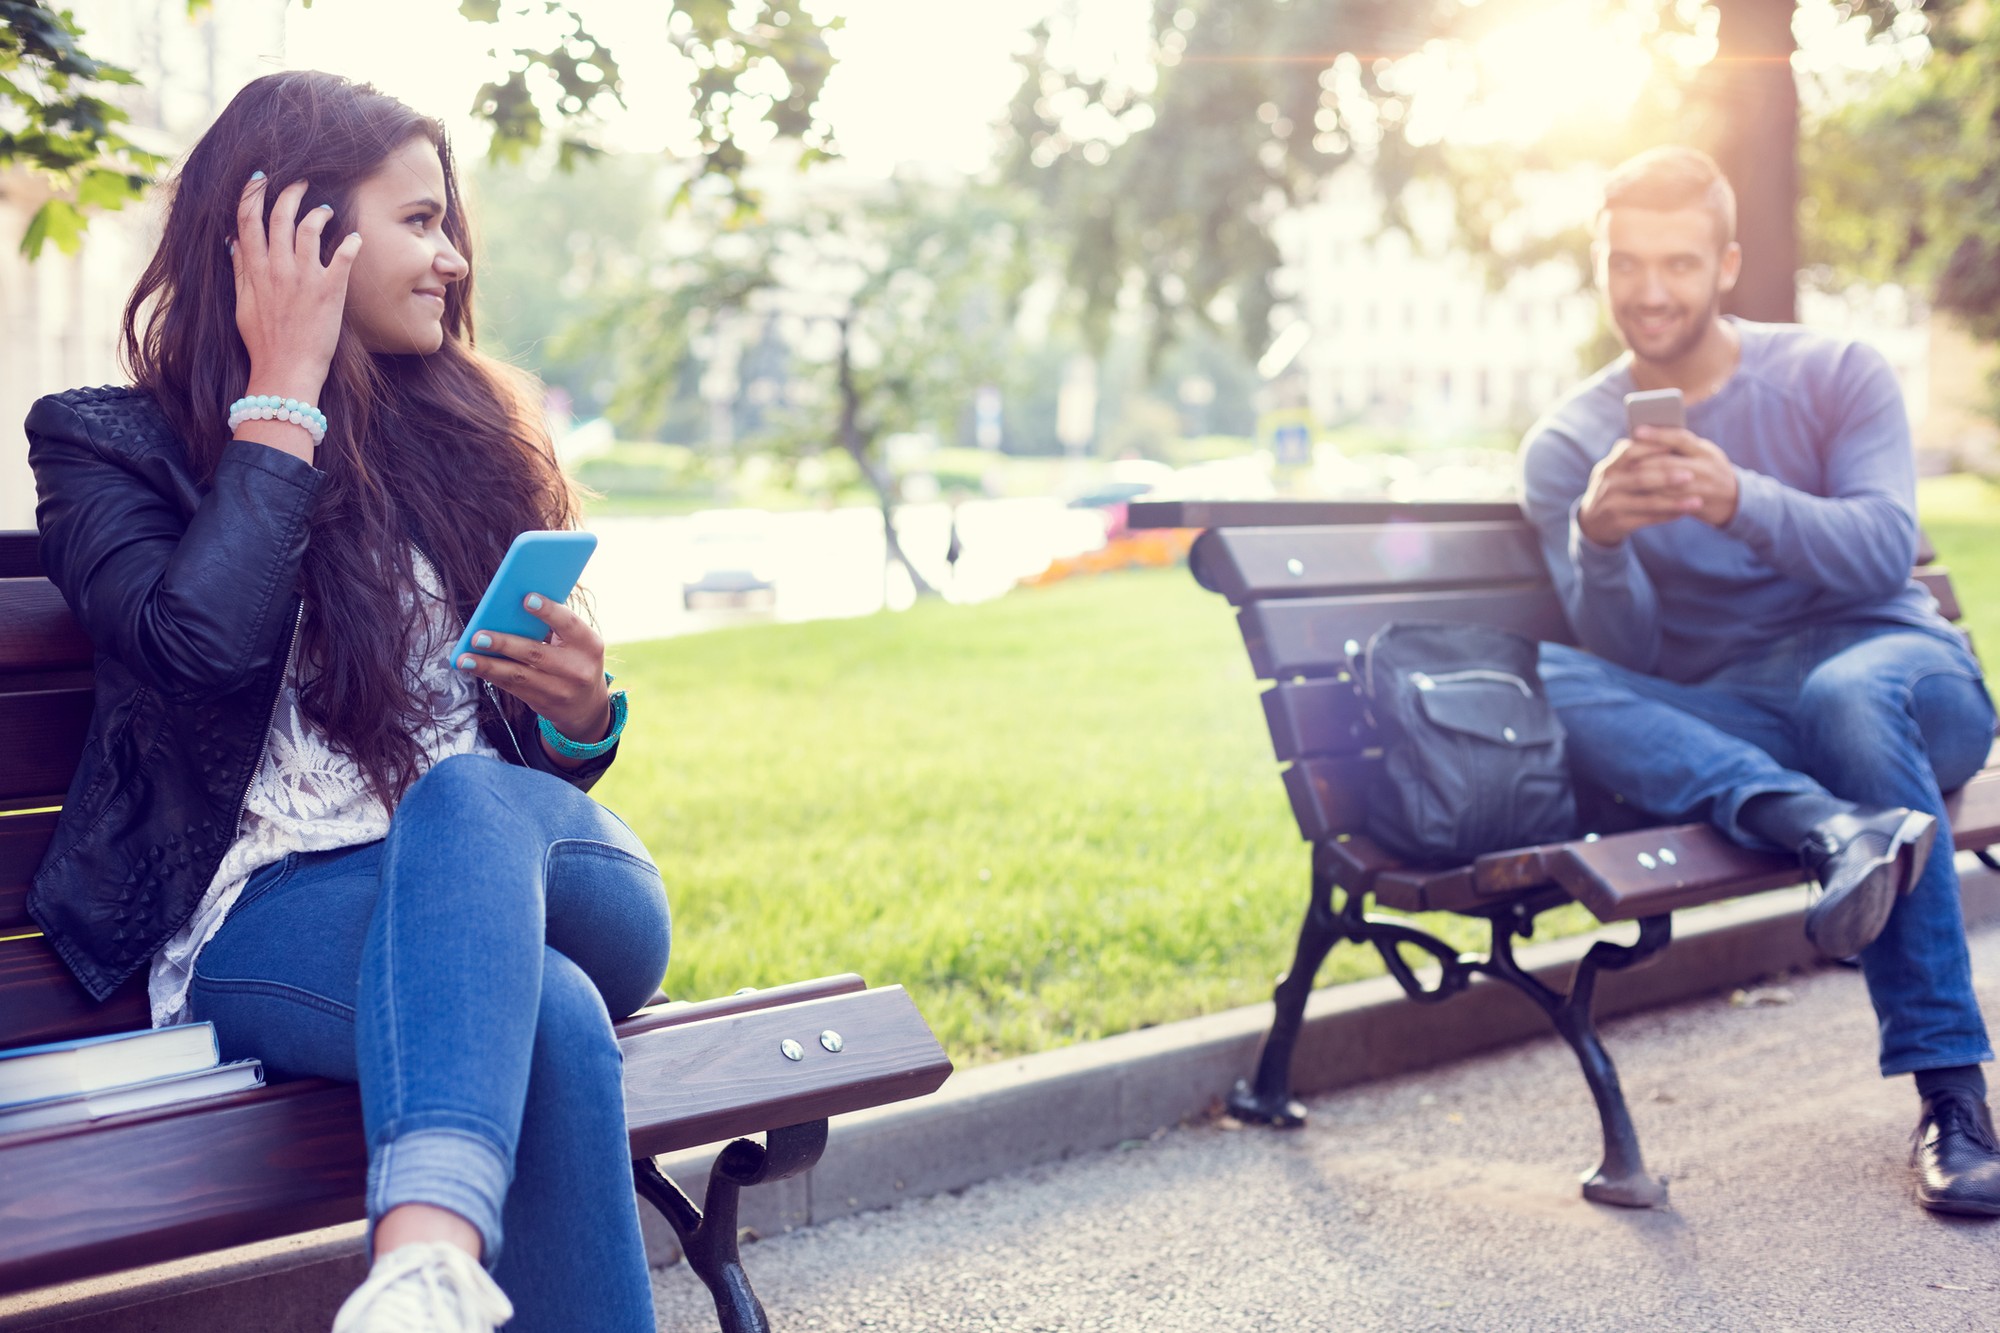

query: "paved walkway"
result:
(651, 923), (2000, 1331)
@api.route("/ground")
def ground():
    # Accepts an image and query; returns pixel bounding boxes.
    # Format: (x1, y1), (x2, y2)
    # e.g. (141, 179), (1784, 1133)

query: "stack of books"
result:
(0, 1022), (263, 1134)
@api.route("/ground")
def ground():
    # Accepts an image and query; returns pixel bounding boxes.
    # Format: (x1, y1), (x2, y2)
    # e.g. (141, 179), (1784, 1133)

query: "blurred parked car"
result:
(682, 510), (778, 611)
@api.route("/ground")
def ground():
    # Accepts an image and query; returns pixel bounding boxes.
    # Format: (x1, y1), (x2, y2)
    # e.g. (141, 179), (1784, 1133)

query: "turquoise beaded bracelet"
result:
(228, 395), (328, 447)
(537, 677), (627, 760)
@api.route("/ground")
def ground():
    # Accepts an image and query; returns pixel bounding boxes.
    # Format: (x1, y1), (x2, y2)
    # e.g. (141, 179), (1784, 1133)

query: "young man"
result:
(1521, 146), (2000, 1214)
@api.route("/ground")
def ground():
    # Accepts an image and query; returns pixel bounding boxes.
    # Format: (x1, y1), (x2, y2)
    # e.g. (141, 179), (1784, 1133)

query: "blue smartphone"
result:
(451, 530), (598, 663)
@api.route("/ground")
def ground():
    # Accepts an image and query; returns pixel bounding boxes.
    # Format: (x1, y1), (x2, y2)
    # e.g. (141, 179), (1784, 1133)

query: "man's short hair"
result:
(1598, 146), (1737, 249)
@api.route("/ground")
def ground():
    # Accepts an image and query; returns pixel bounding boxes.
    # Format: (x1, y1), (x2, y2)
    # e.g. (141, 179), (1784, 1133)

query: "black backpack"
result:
(1357, 621), (1577, 866)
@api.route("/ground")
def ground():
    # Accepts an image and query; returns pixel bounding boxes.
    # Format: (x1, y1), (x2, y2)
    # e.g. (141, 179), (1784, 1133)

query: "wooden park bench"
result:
(0, 530), (953, 1332)
(1131, 498), (2000, 1208)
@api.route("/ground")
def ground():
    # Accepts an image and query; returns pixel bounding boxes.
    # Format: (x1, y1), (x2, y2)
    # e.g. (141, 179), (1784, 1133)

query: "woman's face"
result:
(342, 136), (468, 355)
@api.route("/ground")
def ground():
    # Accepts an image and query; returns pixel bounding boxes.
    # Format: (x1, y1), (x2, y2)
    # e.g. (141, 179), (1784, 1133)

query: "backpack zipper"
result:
(1410, 668), (1534, 697)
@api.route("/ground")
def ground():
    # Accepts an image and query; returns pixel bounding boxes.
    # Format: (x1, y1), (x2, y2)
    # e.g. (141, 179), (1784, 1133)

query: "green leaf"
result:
(75, 166), (140, 211)
(474, 71), (543, 161)
(21, 197), (85, 259)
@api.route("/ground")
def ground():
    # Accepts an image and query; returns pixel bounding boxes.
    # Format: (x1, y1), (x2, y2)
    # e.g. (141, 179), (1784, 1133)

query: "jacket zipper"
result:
(1410, 668), (1534, 697)
(233, 599), (304, 841)
(483, 678), (534, 768)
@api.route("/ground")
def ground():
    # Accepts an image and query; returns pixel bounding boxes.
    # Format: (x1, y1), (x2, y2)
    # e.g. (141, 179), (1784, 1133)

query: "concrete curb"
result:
(11, 866), (1999, 1331)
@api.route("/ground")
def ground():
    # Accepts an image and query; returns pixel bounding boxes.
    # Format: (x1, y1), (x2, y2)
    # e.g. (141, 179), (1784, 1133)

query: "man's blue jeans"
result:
(187, 754), (672, 1333)
(1539, 621), (1996, 1078)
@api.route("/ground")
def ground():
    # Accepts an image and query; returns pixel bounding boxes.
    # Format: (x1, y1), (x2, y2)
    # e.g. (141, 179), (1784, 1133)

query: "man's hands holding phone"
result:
(456, 596), (613, 765)
(1577, 426), (1739, 547)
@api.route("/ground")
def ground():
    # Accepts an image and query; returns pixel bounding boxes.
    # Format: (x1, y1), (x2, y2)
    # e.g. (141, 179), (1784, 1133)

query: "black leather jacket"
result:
(26, 385), (614, 1002)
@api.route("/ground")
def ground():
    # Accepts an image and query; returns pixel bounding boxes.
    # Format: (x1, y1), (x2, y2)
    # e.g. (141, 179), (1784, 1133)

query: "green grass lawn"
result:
(1919, 473), (2000, 652)
(596, 565), (1560, 1068)
(597, 475), (2000, 1069)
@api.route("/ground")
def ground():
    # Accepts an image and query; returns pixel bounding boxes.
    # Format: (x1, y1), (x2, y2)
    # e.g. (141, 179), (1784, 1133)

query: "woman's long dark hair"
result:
(123, 70), (578, 803)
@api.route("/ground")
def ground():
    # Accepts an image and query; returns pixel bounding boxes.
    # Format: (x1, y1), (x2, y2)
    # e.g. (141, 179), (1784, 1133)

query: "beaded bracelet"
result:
(227, 395), (328, 447)
(538, 687), (628, 761)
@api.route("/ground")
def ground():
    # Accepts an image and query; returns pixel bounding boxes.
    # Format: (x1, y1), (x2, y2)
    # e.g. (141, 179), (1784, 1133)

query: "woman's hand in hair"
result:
(231, 174), (363, 415)
(456, 595), (613, 767)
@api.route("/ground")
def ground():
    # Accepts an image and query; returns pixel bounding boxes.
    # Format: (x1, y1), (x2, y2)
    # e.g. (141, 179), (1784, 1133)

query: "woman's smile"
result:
(342, 136), (467, 355)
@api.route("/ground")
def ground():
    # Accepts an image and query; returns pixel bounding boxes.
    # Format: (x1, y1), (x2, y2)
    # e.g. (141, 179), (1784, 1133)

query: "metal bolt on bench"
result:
(1132, 498), (2000, 1208)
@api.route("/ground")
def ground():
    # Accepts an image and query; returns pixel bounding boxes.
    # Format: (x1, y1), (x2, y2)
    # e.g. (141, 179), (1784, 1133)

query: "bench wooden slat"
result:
(0, 811), (58, 933)
(0, 1079), (367, 1292)
(1917, 566), (1961, 622)
(617, 973), (869, 1038)
(1239, 586), (1573, 680)
(1546, 824), (1799, 921)
(1471, 842), (1566, 897)
(1279, 758), (1372, 842)
(1321, 834), (1397, 895)
(0, 533), (41, 580)
(0, 687), (90, 809)
(1261, 679), (1371, 762)
(0, 580), (91, 675)
(1543, 769), (2000, 924)
(1372, 863), (1481, 913)
(1132, 499), (1530, 533)
(1192, 522), (1548, 606)
(1944, 766), (2000, 848)
(0, 938), (153, 1048)
(624, 985), (951, 1158)
(0, 982), (953, 1293)
(1322, 834), (1498, 914)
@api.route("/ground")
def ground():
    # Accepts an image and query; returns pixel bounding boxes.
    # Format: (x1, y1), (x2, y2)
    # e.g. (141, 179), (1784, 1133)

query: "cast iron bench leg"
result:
(634, 1120), (830, 1333)
(1485, 913), (1674, 1207)
(1228, 856), (1342, 1126)
(1225, 843), (1675, 1207)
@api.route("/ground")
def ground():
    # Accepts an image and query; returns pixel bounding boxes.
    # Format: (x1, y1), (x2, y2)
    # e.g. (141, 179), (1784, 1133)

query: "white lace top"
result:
(149, 553), (501, 1027)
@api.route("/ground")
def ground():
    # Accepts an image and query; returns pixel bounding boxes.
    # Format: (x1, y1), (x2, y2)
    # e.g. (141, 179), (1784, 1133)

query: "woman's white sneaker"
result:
(331, 1242), (514, 1333)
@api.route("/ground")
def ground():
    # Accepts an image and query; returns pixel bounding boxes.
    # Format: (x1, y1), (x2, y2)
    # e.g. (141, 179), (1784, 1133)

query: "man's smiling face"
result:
(1595, 204), (1741, 365)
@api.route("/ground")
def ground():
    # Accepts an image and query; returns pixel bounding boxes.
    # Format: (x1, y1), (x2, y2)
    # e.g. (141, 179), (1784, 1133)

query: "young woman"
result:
(25, 71), (670, 1332)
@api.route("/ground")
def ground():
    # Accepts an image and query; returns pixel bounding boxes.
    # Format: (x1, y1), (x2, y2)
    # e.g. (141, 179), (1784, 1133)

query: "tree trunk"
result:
(1703, 0), (1800, 323)
(835, 315), (937, 599)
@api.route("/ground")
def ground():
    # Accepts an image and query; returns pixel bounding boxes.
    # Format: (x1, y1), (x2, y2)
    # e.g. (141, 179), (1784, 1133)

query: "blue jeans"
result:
(188, 754), (672, 1332)
(1540, 622), (1996, 1078)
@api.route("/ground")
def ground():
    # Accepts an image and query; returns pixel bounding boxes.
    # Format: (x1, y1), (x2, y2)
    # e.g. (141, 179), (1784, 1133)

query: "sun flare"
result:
(1463, 1), (1660, 145)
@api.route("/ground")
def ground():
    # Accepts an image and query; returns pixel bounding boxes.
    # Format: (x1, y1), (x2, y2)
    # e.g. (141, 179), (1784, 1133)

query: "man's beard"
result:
(1615, 288), (1720, 365)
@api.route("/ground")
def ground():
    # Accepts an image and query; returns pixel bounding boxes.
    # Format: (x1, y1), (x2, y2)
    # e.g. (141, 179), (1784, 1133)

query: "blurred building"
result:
(1276, 167), (1599, 441)
(1275, 165), (1935, 448)
(0, 0), (285, 529)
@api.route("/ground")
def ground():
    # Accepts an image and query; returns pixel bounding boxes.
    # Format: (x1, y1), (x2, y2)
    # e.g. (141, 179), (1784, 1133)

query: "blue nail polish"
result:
(526, 594), (544, 610)
(250, 170), (265, 181)
(315, 203), (333, 212)
(473, 633), (492, 649)
(457, 654), (476, 670)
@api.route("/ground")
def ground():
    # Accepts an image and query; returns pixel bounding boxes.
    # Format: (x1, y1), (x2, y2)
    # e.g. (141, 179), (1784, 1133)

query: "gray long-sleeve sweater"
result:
(1520, 318), (1951, 683)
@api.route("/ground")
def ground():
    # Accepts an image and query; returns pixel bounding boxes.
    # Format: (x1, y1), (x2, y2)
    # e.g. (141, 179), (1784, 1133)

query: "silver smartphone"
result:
(1624, 387), (1685, 435)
